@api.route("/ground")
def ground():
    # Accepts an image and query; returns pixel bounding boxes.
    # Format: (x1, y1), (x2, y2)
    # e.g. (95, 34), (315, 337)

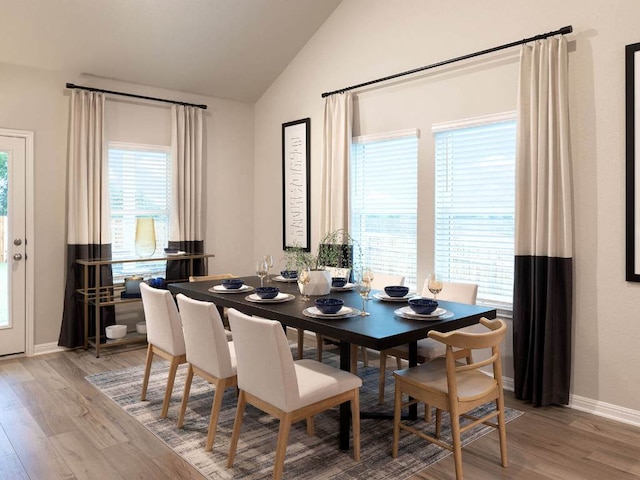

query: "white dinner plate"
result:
(373, 292), (415, 302)
(166, 251), (187, 256)
(303, 306), (357, 319)
(273, 275), (298, 283)
(394, 306), (453, 320)
(330, 282), (355, 291)
(245, 292), (295, 303)
(209, 285), (254, 293)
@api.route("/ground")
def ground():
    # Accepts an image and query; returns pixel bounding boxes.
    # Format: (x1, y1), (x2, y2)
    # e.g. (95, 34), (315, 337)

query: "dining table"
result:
(168, 275), (497, 450)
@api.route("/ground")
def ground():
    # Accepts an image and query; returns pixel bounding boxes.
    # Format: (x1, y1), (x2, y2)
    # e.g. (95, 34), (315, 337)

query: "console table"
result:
(77, 253), (214, 357)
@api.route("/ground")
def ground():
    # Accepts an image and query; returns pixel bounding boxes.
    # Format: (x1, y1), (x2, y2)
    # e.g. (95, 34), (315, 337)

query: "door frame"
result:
(0, 128), (34, 356)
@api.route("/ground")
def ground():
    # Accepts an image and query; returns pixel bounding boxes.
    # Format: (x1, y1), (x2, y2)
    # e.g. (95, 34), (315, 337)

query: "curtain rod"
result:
(65, 83), (208, 110)
(321, 25), (573, 98)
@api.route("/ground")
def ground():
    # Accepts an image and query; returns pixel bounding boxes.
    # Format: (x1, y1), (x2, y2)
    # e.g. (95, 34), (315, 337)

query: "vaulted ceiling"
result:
(0, 0), (342, 102)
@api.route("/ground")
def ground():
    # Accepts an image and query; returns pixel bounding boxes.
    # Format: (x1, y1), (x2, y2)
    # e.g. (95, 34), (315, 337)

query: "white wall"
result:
(254, 0), (640, 415)
(0, 62), (255, 346)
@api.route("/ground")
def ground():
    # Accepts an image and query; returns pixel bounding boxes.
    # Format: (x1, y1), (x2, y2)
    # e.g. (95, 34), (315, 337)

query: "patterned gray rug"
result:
(86, 348), (522, 479)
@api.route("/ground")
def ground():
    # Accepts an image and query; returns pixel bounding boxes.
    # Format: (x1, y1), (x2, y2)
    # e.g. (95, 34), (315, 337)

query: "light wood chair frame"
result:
(228, 388), (360, 480)
(140, 343), (186, 419)
(177, 363), (237, 451)
(392, 318), (508, 480)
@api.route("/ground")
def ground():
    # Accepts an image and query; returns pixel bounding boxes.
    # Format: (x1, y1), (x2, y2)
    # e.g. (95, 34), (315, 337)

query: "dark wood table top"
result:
(168, 275), (497, 351)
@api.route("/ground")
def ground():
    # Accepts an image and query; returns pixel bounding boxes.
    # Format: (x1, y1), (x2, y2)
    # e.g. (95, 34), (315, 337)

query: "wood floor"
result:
(1, 342), (640, 480)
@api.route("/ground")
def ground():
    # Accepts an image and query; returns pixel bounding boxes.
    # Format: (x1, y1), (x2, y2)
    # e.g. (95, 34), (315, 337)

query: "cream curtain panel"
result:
(320, 92), (353, 236)
(60, 90), (115, 348)
(513, 37), (573, 406)
(167, 104), (205, 279)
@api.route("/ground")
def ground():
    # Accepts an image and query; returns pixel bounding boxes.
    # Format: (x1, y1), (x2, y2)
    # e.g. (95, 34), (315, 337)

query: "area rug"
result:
(86, 348), (522, 479)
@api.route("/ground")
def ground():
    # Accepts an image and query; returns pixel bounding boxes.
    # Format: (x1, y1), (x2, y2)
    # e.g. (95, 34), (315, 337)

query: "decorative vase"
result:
(134, 218), (156, 257)
(299, 270), (332, 296)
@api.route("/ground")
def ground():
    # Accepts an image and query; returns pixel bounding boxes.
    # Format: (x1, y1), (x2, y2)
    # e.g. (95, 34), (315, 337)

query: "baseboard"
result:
(501, 375), (640, 428)
(33, 342), (68, 356)
(569, 393), (640, 428)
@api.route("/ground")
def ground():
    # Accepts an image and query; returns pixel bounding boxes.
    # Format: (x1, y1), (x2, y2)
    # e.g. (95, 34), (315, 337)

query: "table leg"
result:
(408, 341), (417, 419)
(339, 340), (351, 450)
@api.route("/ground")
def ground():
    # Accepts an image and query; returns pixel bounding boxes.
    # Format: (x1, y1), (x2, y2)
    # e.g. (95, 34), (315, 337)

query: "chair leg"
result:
(273, 413), (293, 480)
(177, 364), (194, 428)
(396, 356), (402, 369)
(392, 381), (402, 458)
(316, 335), (324, 362)
(435, 408), (442, 438)
(297, 329), (305, 359)
(161, 355), (180, 419)
(205, 377), (230, 452)
(351, 390), (361, 462)
(140, 344), (154, 401)
(496, 397), (508, 467)
(378, 351), (388, 405)
(306, 416), (315, 436)
(227, 390), (246, 467)
(350, 344), (358, 373)
(424, 403), (433, 422)
(449, 406), (464, 480)
(361, 347), (369, 367)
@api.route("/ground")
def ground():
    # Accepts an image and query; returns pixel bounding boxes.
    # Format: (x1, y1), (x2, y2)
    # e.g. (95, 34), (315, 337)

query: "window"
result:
(350, 130), (418, 289)
(433, 114), (516, 311)
(108, 143), (171, 280)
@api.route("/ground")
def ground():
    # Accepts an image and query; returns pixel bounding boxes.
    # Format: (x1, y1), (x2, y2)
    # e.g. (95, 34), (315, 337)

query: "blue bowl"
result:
(384, 285), (409, 298)
(221, 278), (244, 290)
(408, 298), (438, 315)
(255, 286), (280, 299)
(332, 277), (348, 288)
(315, 298), (344, 314)
(280, 270), (298, 279)
(164, 247), (179, 254)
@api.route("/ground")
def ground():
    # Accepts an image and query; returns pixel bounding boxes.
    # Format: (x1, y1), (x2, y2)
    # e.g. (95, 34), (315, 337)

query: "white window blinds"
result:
(433, 115), (516, 309)
(350, 130), (418, 289)
(108, 143), (171, 279)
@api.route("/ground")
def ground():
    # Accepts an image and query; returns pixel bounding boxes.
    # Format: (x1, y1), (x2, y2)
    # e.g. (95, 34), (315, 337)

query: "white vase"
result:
(299, 270), (332, 296)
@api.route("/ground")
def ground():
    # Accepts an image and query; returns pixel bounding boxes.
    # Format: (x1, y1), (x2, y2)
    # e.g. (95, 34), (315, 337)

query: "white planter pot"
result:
(299, 270), (332, 296)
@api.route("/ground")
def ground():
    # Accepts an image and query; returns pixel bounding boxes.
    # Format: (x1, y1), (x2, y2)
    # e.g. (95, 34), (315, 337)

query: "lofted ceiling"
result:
(0, 0), (342, 103)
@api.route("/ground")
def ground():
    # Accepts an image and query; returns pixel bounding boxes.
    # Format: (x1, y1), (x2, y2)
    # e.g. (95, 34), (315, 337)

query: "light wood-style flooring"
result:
(1, 341), (640, 480)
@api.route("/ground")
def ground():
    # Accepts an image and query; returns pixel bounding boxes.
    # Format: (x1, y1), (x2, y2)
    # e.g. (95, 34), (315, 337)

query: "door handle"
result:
(13, 253), (22, 261)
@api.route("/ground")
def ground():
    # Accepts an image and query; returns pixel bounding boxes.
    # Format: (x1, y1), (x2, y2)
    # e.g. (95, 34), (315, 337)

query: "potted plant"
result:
(283, 229), (356, 296)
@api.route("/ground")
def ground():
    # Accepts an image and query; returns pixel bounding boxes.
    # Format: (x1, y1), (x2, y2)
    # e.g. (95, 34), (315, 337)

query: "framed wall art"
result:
(282, 118), (311, 251)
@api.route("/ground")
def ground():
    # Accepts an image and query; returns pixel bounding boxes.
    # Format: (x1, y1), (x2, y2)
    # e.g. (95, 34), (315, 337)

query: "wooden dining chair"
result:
(392, 317), (508, 480)
(316, 272), (405, 371)
(175, 294), (237, 451)
(139, 282), (187, 418)
(226, 308), (362, 480)
(378, 281), (478, 405)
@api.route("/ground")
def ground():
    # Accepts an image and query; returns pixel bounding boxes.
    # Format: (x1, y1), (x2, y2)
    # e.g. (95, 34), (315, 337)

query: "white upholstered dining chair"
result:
(378, 281), (478, 404)
(175, 294), (237, 451)
(226, 308), (362, 480)
(139, 282), (187, 418)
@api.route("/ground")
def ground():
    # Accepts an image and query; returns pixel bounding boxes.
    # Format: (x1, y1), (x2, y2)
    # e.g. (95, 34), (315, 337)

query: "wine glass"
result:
(362, 267), (374, 299)
(356, 278), (372, 316)
(298, 267), (311, 301)
(264, 254), (274, 283)
(256, 260), (268, 287)
(427, 272), (443, 300)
